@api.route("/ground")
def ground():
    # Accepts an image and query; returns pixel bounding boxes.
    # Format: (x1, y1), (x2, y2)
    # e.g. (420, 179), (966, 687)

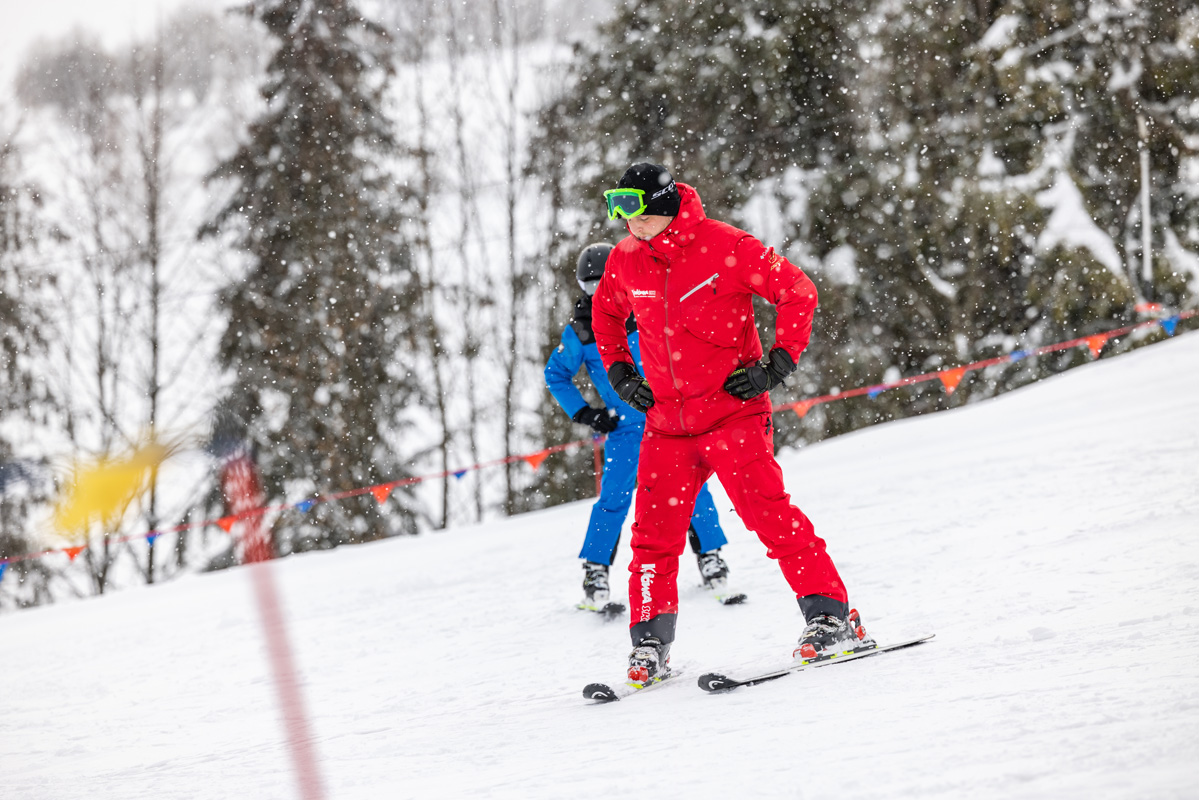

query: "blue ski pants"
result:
(579, 421), (726, 565)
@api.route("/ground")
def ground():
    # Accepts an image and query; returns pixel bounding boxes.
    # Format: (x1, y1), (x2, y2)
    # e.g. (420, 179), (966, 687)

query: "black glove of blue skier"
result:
(573, 406), (618, 434)
(724, 347), (796, 400)
(608, 361), (655, 413)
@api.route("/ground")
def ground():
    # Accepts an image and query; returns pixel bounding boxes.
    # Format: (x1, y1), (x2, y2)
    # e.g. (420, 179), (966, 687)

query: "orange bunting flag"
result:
(64, 546), (86, 561)
(523, 451), (550, 471)
(217, 516), (237, 533)
(370, 485), (394, 505)
(791, 400), (815, 418)
(1085, 334), (1110, 359)
(939, 367), (967, 395)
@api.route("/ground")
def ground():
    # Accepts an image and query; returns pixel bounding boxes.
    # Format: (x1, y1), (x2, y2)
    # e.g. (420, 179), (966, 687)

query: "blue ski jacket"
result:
(545, 307), (644, 423)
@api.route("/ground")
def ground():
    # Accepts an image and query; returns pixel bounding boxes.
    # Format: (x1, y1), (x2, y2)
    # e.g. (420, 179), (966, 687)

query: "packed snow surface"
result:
(5, 334), (1198, 799)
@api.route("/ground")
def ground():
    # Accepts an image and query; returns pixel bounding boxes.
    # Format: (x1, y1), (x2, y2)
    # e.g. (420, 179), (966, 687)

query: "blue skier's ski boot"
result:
(579, 561), (610, 610)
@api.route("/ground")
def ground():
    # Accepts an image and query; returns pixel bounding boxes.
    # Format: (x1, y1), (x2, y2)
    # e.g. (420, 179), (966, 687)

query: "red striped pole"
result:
(251, 562), (326, 800)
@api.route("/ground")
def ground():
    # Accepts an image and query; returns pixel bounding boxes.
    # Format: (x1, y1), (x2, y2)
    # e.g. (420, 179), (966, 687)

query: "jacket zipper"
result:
(651, 244), (688, 434)
(680, 272), (719, 302)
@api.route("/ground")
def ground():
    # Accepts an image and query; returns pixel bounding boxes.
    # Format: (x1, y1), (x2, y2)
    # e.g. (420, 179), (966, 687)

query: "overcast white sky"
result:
(0, 0), (609, 101)
(0, 0), (236, 94)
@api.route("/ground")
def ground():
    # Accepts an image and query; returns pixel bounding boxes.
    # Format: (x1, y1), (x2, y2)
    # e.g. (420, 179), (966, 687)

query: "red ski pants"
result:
(628, 411), (846, 630)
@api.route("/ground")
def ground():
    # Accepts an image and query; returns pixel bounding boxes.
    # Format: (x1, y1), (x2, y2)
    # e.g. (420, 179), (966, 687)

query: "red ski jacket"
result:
(592, 183), (818, 436)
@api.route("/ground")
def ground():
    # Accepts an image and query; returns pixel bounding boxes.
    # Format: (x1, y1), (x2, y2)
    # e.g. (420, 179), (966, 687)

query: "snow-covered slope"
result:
(4, 333), (1197, 800)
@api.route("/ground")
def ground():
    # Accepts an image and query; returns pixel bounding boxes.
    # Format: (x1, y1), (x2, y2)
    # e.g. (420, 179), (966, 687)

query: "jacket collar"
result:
(628, 182), (706, 254)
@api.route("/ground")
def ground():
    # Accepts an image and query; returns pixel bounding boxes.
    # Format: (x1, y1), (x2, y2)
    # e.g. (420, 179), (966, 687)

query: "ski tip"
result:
(601, 602), (627, 621)
(583, 683), (619, 703)
(697, 673), (734, 693)
(576, 601), (627, 621)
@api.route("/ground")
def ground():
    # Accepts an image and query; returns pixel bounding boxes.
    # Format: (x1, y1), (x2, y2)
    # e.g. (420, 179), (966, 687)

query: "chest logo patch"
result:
(631, 289), (658, 299)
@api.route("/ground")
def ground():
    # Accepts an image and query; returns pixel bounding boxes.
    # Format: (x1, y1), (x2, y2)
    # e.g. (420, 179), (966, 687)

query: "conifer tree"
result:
(810, 0), (1198, 434)
(528, 0), (866, 459)
(533, 0), (1198, 455)
(0, 127), (56, 572)
(806, 0), (1051, 429)
(532, 0), (860, 232)
(205, 0), (419, 550)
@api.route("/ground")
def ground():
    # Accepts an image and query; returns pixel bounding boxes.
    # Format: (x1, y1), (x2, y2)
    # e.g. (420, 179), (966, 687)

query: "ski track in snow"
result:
(3, 334), (1198, 799)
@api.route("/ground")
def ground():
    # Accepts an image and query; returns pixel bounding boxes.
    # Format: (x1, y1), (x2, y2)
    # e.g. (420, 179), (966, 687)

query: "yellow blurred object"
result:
(53, 443), (170, 538)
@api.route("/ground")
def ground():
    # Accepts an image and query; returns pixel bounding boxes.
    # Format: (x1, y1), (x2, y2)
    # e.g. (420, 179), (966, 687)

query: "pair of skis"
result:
(583, 634), (934, 702)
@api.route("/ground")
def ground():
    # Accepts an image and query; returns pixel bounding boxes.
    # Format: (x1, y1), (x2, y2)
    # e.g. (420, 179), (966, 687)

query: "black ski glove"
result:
(573, 406), (618, 434)
(723, 347), (796, 400)
(608, 361), (655, 413)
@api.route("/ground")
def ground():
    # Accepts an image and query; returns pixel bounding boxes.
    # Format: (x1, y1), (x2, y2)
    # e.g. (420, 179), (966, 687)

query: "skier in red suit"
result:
(590, 162), (874, 685)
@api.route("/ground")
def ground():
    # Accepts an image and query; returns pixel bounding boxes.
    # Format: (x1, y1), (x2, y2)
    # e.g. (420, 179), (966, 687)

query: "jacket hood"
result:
(662, 183), (707, 240)
(621, 182), (707, 251)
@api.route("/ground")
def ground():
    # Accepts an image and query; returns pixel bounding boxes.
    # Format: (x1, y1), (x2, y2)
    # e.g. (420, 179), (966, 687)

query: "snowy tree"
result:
(384, 0), (566, 522)
(990, 0), (1199, 308)
(204, 0), (421, 551)
(528, 0), (870, 456)
(14, 37), (153, 595)
(531, 0), (1199, 453)
(531, 0), (859, 231)
(0, 114), (58, 595)
(11, 13), (265, 595)
(805, 0), (1199, 437)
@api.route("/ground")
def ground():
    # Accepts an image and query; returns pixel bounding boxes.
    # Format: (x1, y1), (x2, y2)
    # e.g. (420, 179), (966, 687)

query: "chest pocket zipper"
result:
(680, 272), (719, 302)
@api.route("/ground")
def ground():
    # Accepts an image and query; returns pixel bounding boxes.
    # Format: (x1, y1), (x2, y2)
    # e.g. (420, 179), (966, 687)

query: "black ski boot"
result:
(627, 636), (672, 686)
(696, 549), (730, 590)
(793, 608), (875, 662)
(580, 561), (610, 609)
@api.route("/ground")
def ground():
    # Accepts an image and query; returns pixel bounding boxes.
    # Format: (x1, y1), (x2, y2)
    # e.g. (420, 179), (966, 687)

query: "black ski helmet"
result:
(576, 243), (613, 295)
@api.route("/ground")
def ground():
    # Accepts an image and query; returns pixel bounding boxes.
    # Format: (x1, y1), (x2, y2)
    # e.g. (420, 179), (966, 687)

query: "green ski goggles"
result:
(604, 188), (648, 221)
